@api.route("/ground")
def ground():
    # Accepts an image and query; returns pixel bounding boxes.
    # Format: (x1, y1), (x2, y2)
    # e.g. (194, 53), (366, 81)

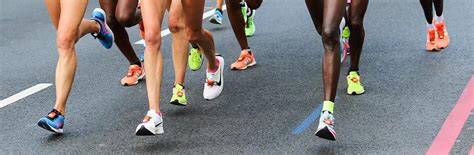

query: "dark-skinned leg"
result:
(115, 0), (141, 27)
(348, 0), (368, 72)
(321, 0), (345, 102)
(99, 0), (140, 65)
(226, 0), (248, 50)
(433, 0), (443, 17)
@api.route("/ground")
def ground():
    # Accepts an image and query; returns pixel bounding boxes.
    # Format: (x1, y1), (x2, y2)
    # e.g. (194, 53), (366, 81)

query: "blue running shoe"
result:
(209, 9), (223, 25)
(37, 109), (64, 134)
(90, 8), (114, 49)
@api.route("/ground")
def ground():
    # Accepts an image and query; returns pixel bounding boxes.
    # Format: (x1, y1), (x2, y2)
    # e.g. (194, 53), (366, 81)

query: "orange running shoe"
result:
(435, 20), (449, 49)
(121, 64), (145, 86)
(230, 50), (256, 70)
(425, 28), (439, 51)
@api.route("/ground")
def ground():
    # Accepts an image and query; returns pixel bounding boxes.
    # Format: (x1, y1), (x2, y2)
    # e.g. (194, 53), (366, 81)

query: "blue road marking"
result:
(291, 103), (323, 135)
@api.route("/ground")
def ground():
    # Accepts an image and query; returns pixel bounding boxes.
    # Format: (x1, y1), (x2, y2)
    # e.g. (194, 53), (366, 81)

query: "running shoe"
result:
(209, 9), (223, 25)
(346, 71), (365, 95)
(90, 8), (114, 49)
(188, 47), (203, 71)
(434, 20), (449, 49)
(230, 49), (256, 70)
(121, 64), (145, 86)
(203, 55), (225, 100)
(315, 101), (336, 141)
(170, 84), (187, 106)
(245, 9), (256, 37)
(425, 28), (439, 51)
(135, 110), (164, 136)
(37, 109), (64, 134)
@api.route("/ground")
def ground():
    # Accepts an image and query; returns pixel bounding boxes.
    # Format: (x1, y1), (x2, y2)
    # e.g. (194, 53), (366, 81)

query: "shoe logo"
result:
(155, 122), (162, 127)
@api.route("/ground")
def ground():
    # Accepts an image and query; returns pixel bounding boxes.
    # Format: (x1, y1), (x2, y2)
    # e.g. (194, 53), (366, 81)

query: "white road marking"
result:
(0, 83), (52, 108)
(135, 5), (227, 45)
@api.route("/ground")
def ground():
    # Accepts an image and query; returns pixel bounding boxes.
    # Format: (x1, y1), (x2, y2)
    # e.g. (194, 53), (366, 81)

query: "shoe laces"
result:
(127, 65), (141, 77)
(48, 109), (61, 119)
(428, 29), (436, 43)
(191, 50), (201, 62)
(237, 51), (251, 63)
(436, 22), (445, 39)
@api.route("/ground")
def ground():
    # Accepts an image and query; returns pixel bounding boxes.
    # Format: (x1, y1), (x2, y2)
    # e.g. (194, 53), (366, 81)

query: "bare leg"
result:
(181, 0), (217, 71)
(141, 0), (169, 112)
(348, 0), (368, 72)
(168, 0), (189, 85)
(45, 0), (100, 114)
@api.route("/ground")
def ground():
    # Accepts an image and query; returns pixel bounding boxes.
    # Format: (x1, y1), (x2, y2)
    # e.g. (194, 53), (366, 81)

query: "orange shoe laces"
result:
(127, 65), (141, 77)
(436, 23), (445, 39)
(428, 29), (436, 43)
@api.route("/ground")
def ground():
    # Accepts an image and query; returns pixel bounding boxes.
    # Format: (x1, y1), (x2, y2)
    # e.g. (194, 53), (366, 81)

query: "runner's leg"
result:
(181, 0), (217, 70)
(116, 0), (141, 27)
(99, 0), (141, 66)
(348, 0), (368, 72)
(141, 0), (169, 112)
(169, 0), (188, 85)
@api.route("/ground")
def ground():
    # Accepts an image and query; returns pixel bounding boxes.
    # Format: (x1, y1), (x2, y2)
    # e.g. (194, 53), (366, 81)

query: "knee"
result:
(144, 30), (162, 49)
(116, 12), (135, 27)
(185, 28), (201, 44)
(56, 32), (76, 52)
(349, 20), (364, 31)
(168, 16), (184, 33)
(321, 27), (339, 49)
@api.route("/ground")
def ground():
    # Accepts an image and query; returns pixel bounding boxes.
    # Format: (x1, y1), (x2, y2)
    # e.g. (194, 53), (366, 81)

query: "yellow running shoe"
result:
(346, 71), (365, 95)
(170, 84), (187, 106)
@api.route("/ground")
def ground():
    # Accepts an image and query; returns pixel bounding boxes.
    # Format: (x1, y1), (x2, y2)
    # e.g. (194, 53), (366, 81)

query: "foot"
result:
(230, 50), (256, 70)
(90, 8), (114, 49)
(135, 110), (164, 136)
(425, 28), (439, 51)
(435, 20), (449, 49)
(37, 109), (64, 134)
(203, 56), (225, 100)
(188, 47), (203, 71)
(315, 101), (336, 141)
(209, 9), (223, 25)
(346, 71), (365, 95)
(120, 64), (145, 86)
(245, 9), (256, 37)
(170, 84), (187, 106)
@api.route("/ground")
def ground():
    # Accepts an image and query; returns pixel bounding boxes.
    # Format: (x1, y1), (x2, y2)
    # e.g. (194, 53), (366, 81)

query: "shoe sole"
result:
(37, 120), (63, 134)
(209, 18), (222, 25)
(136, 125), (164, 136)
(170, 100), (187, 106)
(347, 90), (365, 95)
(231, 61), (257, 70)
(315, 126), (336, 141)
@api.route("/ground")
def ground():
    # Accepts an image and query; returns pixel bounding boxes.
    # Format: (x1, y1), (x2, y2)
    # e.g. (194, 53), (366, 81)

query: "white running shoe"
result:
(203, 55), (224, 100)
(135, 110), (164, 136)
(315, 111), (336, 141)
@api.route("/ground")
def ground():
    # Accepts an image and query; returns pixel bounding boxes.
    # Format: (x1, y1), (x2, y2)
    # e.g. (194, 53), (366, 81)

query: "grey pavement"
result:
(0, 0), (473, 154)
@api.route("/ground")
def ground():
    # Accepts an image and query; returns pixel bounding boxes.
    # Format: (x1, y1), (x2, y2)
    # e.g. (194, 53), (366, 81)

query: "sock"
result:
(427, 23), (434, 29)
(435, 15), (444, 22)
(322, 101), (335, 114)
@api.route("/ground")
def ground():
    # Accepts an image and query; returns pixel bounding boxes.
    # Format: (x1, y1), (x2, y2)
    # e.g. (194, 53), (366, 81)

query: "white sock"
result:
(427, 23), (434, 29)
(435, 15), (444, 22)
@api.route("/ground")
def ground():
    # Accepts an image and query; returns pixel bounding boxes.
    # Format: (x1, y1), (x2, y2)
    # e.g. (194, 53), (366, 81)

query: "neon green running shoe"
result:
(346, 71), (365, 95)
(188, 47), (203, 71)
(170, 84), (187, 106)
(245, 10), (255, 37)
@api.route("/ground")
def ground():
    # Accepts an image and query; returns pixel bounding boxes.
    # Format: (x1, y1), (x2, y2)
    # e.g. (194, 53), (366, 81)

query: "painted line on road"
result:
(134, 5), (227, 45)
(0, 83), (52, 108)
(426, 76), (474, 155)
(292, 103), (323, 134)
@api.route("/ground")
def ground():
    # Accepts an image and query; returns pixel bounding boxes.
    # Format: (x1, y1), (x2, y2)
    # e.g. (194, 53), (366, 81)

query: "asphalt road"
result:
(0, 0), (473, 154)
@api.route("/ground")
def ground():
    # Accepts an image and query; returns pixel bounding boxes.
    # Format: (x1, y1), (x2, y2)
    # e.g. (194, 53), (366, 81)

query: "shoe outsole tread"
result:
(315, 126), (336, 141)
